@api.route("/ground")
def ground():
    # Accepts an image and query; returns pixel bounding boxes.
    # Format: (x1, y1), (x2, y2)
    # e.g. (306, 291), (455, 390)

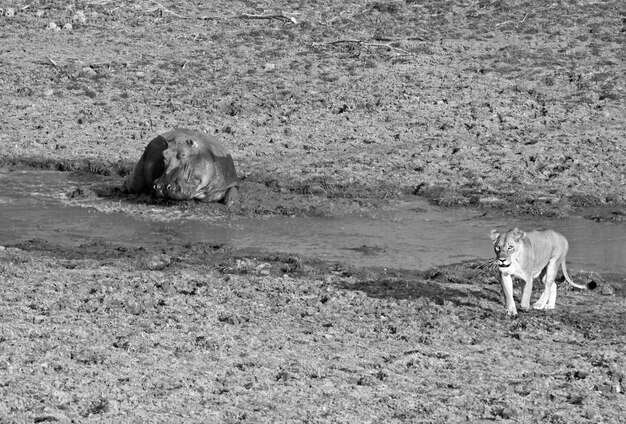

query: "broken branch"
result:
(235, 13), (298, 24)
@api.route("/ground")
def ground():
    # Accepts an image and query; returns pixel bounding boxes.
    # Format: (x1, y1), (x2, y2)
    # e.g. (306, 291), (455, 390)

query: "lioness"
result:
(489, 227), (596, 317)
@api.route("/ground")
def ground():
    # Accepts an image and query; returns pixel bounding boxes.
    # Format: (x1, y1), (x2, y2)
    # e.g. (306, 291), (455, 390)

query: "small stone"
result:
(501, 408), (516, 418)
(574, 370), (589, 379)
(5, 8), (16, 17)
(125, 301), (144, 316)
(357, 375), (377, 386)
(495, 407), (517, 419)
(81, 67), (97, 77)
(63, 23), (73, 31)
(72, 11), (86, 23)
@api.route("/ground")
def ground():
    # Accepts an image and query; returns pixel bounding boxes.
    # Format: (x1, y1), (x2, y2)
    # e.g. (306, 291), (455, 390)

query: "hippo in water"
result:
(125, 129), (239, 204)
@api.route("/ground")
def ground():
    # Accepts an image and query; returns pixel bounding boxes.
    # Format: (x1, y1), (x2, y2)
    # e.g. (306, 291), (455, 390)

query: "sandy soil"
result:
(1, 0), (625, 422)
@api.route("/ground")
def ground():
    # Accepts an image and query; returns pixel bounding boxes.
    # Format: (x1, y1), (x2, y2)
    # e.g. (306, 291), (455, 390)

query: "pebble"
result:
(72, 11), (86, 24)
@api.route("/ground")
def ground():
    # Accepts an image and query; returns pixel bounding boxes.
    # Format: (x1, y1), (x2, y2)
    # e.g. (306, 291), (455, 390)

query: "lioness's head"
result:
(489, 227), (526, 268)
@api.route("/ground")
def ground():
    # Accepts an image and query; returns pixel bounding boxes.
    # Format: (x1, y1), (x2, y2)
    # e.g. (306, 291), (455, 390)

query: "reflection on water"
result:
(0, 170), (625, 273)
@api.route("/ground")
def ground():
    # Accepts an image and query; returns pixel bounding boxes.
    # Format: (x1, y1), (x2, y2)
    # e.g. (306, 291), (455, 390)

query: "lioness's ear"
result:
(185, 138), (197, 147)
(489, 229), (500, 241)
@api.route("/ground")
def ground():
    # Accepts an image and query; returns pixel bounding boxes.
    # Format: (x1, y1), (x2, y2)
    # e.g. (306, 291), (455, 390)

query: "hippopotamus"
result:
(125, 129), (239, 204)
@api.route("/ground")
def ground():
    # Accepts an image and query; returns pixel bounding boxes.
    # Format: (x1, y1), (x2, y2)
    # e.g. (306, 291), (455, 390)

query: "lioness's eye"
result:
(507, 245), (513, 250)
(495, 246), (500, 252)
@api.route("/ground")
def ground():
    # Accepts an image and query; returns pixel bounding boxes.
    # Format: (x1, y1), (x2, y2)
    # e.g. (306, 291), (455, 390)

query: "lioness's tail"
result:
(562, 261), (597, 290)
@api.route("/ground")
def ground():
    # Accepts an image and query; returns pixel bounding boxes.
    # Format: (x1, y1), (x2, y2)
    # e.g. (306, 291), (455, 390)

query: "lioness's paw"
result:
(533, 302), (548, 310)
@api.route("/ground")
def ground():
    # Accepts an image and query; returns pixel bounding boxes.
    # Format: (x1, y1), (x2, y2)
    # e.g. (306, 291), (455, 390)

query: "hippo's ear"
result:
(489, 229), (500, 242)
(511, 227), (525, 241)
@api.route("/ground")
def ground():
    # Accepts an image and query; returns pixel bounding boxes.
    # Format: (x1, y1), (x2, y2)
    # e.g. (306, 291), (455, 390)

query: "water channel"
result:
(0, 170), (624, 274)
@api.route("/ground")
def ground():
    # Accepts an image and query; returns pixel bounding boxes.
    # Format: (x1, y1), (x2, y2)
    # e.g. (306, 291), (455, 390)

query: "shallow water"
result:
(1, 170), (625, 273)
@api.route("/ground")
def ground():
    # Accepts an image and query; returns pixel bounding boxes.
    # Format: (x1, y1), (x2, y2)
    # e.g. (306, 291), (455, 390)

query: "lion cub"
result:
(489, 227), (596, 317)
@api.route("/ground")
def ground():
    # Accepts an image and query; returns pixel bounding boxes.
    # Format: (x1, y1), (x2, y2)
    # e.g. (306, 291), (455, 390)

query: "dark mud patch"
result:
(6, 161), (626, 224)
(13, 237), (624, 300)
(584, 207), (626, 223)
(0, 155), (122, 176)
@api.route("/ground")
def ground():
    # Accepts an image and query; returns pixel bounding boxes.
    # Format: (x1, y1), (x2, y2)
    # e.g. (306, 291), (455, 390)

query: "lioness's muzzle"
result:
(497, 260), (510, 268)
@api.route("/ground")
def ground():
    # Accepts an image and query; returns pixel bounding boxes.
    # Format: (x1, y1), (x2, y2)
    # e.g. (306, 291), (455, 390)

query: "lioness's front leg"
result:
(520, 277), (534, 311)
(534, 273), (550, 309)
(500, 273), (517, 317)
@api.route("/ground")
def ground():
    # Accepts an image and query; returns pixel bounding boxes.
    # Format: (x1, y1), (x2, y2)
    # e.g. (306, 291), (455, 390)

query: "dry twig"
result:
(146, 0), (192, 19)
(236, 13), (298, 24)
(496, 11), (530, 27)
(313, 39), (409, 55)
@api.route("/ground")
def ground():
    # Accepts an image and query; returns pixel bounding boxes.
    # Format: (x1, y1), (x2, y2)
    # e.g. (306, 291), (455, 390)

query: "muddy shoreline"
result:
(2, 157), (626, 221)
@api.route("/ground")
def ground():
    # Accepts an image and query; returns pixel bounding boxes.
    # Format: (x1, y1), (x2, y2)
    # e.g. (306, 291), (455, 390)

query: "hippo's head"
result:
(152, 162), (206, 200)
(126, 129), (238, 203)
(152, 135), (229, 201)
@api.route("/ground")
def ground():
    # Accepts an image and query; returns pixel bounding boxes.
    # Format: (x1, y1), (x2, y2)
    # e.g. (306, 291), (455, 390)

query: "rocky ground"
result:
(0, 0), (625, 422)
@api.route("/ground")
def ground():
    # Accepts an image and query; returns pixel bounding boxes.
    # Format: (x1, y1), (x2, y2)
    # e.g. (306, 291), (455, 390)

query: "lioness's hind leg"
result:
(534, 261), (558, 310)
(546, 280), (558, 309)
